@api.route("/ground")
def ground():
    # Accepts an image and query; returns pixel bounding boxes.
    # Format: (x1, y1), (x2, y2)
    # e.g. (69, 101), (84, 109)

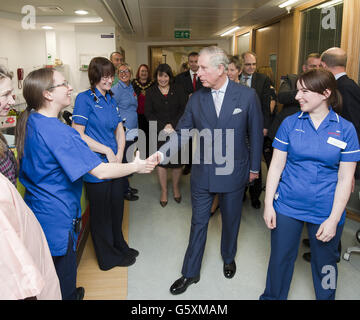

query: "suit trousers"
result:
(85, 178), (129, 270)
(181, 184), (245, 278)
(260, 212), (344, 300)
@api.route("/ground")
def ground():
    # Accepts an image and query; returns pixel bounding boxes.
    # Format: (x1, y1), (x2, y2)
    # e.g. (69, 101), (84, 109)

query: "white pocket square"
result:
(233, 108), (242, 115)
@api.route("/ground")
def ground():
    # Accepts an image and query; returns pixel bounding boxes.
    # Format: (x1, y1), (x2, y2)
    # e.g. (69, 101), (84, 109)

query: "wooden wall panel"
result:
(255, 23), (280, 68)
(341, 0), (360, 81)
(278, 15), (295, 88)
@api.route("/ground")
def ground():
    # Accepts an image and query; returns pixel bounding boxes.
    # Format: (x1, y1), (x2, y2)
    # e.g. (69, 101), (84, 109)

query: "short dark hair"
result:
(88, 57), (115, 88)
(188, 52), (199, 58)
(154, 63), (174, 84)
(228, 55), (243, 72)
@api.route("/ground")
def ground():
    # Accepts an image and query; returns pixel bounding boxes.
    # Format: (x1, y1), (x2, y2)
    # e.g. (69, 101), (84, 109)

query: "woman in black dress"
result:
(145, 64), (187, 207)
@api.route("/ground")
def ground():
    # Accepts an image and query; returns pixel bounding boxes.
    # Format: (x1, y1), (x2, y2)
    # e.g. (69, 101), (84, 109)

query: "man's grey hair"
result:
(199, 46), (229, 71)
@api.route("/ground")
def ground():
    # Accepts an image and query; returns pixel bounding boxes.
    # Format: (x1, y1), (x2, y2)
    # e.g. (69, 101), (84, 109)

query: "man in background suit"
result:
(240, 51), (272, 209)
(175, 52), (203, 175)
(321, 47), (360, 144)
(110, 51), (124, 87)
(175, 51), (203, 95)
(268, 53), (321, 140)
(156, 46), (263, 295)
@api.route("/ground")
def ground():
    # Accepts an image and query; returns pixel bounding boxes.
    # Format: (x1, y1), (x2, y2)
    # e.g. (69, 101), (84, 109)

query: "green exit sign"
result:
(174, 30), (190, 39)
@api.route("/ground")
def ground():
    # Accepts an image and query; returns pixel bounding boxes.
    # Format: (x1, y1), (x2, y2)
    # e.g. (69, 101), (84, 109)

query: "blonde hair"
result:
(118, 63), (133, 78)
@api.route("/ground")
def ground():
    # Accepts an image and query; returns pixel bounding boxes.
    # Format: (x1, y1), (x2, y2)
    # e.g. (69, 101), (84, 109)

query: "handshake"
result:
(132, 151), (162, 174)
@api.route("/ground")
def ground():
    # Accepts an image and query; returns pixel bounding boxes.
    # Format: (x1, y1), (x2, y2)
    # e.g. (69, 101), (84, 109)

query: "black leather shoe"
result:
(174, 196), (182, 203)
(303, 252), (311, 262)
(127, 248), (139, 258)
(124, 192), (139, 201)
(99, 255), (136, 271)
(76, 287), (85, 300)
(170, 276), (200, 295)
(302, 239), (310, 247)
(251, 199), (261, 209)
(223, 261), (236, 279)
(129, 187), (138, 195)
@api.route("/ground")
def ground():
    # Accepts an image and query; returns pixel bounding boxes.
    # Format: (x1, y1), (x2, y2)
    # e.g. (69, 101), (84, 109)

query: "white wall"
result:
(0, 26), (46, 105)
(0, 22), (231, 109)
(0, 24), (117, 110)
(74, 25), (117, 96)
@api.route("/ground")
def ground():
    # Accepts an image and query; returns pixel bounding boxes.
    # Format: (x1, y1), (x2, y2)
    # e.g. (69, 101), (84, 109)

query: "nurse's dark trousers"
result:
(52, 233), (77, 300)
(85, 178), (129, 270)
(260, 213), (344, 300)
(181, 185), (245, 278)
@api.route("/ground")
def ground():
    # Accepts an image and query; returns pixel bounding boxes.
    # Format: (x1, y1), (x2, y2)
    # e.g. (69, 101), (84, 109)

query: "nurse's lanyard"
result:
(90, 91), (100, 103)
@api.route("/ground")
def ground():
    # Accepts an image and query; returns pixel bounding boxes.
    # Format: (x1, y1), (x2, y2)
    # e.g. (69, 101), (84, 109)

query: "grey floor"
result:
(126, 167), (360, 300)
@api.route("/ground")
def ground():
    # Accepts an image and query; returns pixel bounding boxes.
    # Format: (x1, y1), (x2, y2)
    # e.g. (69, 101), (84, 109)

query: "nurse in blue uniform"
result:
(260, 69), (360, 300)
(72, 57), (138, 271)
(16, 68), (157, 300)
(112, 62), (139, 199)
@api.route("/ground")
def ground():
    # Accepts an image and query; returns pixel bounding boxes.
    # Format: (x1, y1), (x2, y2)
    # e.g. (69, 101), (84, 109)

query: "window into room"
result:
(298, 0), (343, 72)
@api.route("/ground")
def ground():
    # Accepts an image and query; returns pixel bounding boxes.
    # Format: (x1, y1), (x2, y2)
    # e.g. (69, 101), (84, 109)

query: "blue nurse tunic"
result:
(72, 88), (123, 183)
(272, 108), (360, 225)
(19, 112), (102, 256)
(112, 81), (138, 142)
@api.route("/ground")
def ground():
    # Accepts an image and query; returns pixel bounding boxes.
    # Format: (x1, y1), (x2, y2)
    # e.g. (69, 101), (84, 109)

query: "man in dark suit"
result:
(175, 52), (203, 175)
(240, 51), (272, 209)
(155, 46), (263, 295)
(175, 51), (203, 95)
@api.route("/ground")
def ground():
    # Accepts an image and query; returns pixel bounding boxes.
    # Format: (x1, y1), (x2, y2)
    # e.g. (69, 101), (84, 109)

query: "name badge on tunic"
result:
(327, 137), (347, 149)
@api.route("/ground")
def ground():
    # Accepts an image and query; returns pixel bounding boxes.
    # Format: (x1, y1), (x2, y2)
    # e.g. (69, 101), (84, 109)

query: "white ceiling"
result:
(0, 0), (310, 40)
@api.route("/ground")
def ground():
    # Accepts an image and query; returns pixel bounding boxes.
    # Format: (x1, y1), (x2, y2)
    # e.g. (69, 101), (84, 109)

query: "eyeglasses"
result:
(47, 80), (70, 90)
(119, 69), (130, 75)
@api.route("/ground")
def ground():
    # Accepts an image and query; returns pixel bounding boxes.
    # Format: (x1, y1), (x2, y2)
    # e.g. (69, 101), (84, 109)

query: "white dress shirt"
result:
(211, 77), (229, 117)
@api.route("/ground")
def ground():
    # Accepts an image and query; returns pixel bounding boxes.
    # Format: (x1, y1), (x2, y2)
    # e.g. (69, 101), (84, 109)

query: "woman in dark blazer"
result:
(145, 63), (187, 207)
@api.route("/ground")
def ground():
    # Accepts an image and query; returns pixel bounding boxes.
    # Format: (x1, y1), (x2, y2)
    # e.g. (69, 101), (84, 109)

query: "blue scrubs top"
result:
(273, 109), (360, 225)
(19, 112), (102, 256)
(72, 88), (122, 183)
(112, 81), (138, 141)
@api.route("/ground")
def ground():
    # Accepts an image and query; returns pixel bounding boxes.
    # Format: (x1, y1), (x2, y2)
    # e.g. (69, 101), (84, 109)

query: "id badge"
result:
(327, 137), (347, 149)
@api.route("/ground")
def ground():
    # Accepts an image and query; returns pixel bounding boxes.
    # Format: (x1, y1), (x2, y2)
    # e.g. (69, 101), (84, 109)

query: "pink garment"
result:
(0, 173), (61, 300)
